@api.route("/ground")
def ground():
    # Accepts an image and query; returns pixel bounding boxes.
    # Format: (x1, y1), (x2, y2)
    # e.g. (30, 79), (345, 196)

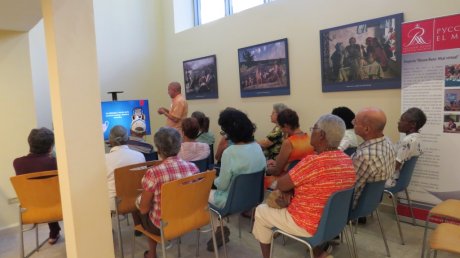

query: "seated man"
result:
(13, 127), (61, 245)
(127, 119), (156, 160)
(352, 107), (395, 209)
(253, 114), (356, 258)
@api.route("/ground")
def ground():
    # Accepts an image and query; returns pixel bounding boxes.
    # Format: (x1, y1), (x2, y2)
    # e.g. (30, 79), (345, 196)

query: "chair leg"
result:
(219, 215), (228, 258)
(343, 227), (354, 258)
(19, 221), (24, 258)
(249, 208), (255, 233)
(349, 221), (358, 258)
(433, 249), (437, 258)
(35, 225), (39, 251)
(177, 237), (181, 257)
(116, 211), (124, 258)
(208, 210), (219, 258)
(160, 229), (167, 258)
(269, 231), (276, 258)
(131, 228), (135, 258)
(375, 209), (391, 257)
(405, 189), (416, 226)
(388, 191), (405, 245)
(421, 215), (431, 258)
(196, 230), (200, 257)
(238, 214), (242, 238)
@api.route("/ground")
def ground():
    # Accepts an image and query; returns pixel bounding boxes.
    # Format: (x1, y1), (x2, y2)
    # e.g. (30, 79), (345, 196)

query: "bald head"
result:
(354, 107), (387, 140)
(167, 82), (181, 98)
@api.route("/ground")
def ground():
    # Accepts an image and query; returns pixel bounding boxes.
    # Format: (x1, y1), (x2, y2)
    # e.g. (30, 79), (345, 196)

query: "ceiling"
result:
(0, 0), (42, 32)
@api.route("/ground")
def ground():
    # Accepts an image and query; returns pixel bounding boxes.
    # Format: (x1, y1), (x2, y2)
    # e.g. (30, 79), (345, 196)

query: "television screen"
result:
(101, 99), (151, 140)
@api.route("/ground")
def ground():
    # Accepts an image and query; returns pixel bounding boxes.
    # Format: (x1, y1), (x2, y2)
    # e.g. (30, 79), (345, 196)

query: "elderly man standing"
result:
(253, 114), (356, 258)
(158, 82), (188, 131)
(351, 107), (395, 211)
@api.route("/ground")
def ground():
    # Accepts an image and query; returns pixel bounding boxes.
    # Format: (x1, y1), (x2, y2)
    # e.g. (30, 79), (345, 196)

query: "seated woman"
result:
(178, 117), (210, 161)
(258, 103), (288, 160)
(265, 108), (314, 188)
(191, 111), (215, 145)
(208, 108), (266, 251)
(137, 127), (199, 258)
(331, 106), (358, 151)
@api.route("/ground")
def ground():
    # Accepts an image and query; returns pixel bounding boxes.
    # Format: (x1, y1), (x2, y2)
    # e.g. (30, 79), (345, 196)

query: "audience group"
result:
(13, 81), (428, 258)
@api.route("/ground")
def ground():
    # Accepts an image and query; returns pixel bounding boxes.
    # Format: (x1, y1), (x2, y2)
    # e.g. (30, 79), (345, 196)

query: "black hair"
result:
(218, 108), (255, 143)
(404, 107), (427, 130)
(28, 127), (54, 154)
(277, 108), (299, 130)
(332, 106), (355, 129)
(191, 111), (210, 133)
(181, 117), (200, 139)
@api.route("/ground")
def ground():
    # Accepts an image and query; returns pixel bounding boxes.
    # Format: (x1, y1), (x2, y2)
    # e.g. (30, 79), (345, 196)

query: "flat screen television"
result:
(101, 99), (151, 140)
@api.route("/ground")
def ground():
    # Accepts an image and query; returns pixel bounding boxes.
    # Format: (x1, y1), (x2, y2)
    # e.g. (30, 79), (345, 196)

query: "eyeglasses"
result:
(309, 126), (321, 132)
(220, 130), (226, 136)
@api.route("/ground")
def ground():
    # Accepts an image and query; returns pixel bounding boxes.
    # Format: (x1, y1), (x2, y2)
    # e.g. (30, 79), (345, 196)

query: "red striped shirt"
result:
(287, 150), (356, 235)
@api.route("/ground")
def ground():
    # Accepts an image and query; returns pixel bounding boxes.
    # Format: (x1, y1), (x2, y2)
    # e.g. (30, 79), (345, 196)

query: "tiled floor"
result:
(0, 210), (458, 258)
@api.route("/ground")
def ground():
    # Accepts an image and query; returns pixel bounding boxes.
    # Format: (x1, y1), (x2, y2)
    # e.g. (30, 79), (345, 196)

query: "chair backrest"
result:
(344, 147), (357, 156)
(349, 180), (386, 220)
(160, 170), (216, 240)
(309, 188), (354, 245)
(387, 156), (419, 193)
(208, 144), (214, 169)
(143, 151), (158, 161)
(218, 169), (265, 216)
(114, 160), (162, 214)
(191, 158), (209, 172)
(10, 170), (62, 224)
(287, 160), (300, 172)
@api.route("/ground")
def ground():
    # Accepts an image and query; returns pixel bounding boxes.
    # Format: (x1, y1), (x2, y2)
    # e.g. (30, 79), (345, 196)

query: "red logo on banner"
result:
(402, 20), (434, 54)
(434, 14), (460, 50)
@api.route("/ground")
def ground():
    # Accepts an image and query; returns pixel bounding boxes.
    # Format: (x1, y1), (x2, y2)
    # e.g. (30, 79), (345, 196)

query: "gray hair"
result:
(316, 114), (345, 148)
(109, 125), (129, 146)
(273, 103), (288, 114)
(154, 127), (182, 157)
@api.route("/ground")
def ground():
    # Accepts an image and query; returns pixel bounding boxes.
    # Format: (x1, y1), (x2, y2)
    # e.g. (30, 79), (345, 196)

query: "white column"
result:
(40, 0), (115, 257)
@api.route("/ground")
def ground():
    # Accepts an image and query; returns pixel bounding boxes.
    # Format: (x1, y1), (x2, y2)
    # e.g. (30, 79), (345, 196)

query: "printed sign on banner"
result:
(401, 14), (460, 221)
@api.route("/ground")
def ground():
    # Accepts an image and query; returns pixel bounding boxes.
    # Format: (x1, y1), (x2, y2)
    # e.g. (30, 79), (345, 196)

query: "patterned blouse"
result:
(263, 126), (284, 160)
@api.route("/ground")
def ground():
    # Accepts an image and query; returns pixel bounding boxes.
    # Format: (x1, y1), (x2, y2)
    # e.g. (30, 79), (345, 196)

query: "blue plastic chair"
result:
(143, 151), (158, 161)
(209, 169), (265, 258)
(269, 187), (355, 258)
(192, 157), (209, 172)
(348, 180), (390, 257)
(344, 147), (357, 156)
(384, 156), (419, 245)
(287, 159), (300, 172)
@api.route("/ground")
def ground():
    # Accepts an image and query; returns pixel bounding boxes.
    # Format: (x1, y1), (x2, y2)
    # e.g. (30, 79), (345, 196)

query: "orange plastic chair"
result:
(10, 170), (63, 258)
(421, 199), (460, 258)
(132, 170), (218, 258)
(113, 160), (162, 258)
(427, 223), (460, 258)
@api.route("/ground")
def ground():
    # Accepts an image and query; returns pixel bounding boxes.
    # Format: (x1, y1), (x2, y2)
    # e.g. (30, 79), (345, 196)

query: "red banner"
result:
(402, 14), (460, 54)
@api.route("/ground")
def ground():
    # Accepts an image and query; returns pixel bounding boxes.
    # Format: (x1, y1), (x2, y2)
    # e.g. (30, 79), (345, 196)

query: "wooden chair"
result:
(132, 170), (218, 258)
(113, 160), (162, 258)
(10, 170), (63, 258)
(421, 199), (460, 258)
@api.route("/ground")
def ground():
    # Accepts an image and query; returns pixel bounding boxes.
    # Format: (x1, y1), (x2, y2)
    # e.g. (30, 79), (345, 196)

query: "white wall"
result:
(29, 20), (52, 129)
(0, 30), (37, 229)
(159, 0), (459, 145)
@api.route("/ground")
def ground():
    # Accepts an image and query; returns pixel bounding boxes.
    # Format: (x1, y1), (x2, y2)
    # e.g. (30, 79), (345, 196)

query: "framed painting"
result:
(238, 38), (290, 98)
(320, 13), (404, 92)
(183, 55), (218, 100)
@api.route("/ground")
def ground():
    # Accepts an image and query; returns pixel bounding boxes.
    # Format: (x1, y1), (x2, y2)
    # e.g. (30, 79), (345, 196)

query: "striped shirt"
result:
(141, 156), (198, 227)
(352, 136), (395, 208)
(287, 150), (356, 235)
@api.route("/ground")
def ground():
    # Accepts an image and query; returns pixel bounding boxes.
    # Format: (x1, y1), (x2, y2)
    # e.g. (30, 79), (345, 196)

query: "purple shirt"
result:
(13, 153), (57, 175)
